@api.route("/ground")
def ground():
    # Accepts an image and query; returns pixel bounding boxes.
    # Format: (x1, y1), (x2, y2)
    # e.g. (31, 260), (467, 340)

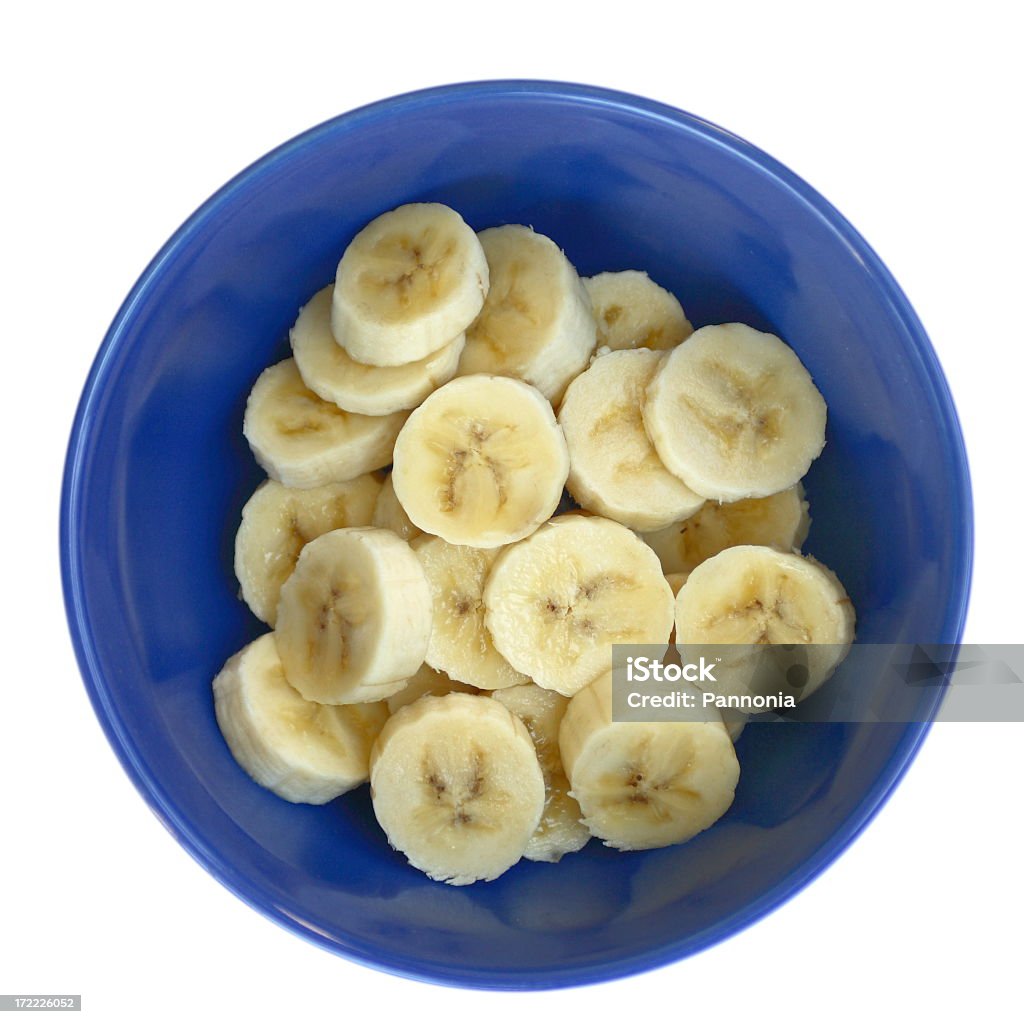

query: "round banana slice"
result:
(559, 671), (740, 850)
(558, 348), (705, 531)
(332, 203), (488, 367)
(385, 663), (479, 714)
(483, 514), (675, 697)
(243, 359), (407, 489)
(275, 527), (432, 704)
(212, 634), (389, 804)
(391, 374), (569, 548)
(674, 545), (856, 701)
(371, 473), (423, 543)
(369, 693), (545, 885)
(641, 485), (810, 575)
(643, 323), (827, 500)
(458, 225), (596, 403)
(234, 474), (381, 626)
(584, 271), (693, 351)
(291, 286), (465, 415)
(413, 535), (530, 690)
(493, 685), (590, 863)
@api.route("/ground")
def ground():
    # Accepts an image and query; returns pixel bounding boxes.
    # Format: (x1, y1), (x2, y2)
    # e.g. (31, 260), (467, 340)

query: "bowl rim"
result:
(60, 78), (974, 990)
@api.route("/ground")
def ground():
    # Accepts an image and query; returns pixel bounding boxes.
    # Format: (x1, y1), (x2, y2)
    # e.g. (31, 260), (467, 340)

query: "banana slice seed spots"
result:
(361, 231), (457, 315)
(683, 363), (786, 454)
(603, 739), (704, 817)
(470, 260), (555, 362)
(703, 573), (813, 644)
(591, 396), (643, 439)
(419, 748), (499, 830)
(590, 764), (701, 816)
(433, 420), (528, 518)
(301, 706), (357, 760)
(540, 572), (640, 645)
(492, 268), (543, 329)
(307, 574), (367, 671)
(285, 510), (320, 549)
(602, 304), (623, 327)
(273, 518), (308, 576)
(275, 395), (348, 437)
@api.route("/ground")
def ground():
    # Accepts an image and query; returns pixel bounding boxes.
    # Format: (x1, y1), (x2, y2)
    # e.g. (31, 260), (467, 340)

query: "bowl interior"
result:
(63, 83), (971, 988)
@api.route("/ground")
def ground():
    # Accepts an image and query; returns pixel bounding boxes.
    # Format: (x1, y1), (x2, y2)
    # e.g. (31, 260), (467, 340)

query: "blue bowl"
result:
(61, 81), (972, 989)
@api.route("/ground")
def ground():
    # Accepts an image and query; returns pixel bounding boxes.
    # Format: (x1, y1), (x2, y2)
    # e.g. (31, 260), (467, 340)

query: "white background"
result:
(3, 1), (1020, 1020)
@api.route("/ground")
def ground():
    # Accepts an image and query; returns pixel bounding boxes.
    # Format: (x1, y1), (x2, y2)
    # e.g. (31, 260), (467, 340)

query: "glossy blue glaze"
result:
(61, 81), (972, 989)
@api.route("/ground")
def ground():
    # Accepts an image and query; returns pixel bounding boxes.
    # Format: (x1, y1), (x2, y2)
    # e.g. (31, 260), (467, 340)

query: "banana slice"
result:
(371, 473), (423, 543)
(559, 670), (740, 850)
(331, 203), (488, 367)
(292, 286), (465, 415)
(641, 485), (810, 575)
(584, 271), (693, 351)
(674, 545), (855, 701)
(558, 348), (705, 531)
(413, 535), (530, 690)
(483, 514), (675, 697)
(385, 663), (479, 714)
(369, 693), (545, 885)
(458, 225), (596, 403)
(643, 323), (827, 500)
(213, 634), (389, 804)
(234, 474), (381, 626)
(275, 527), (432, 704)
(493, 685), (590, 863)
(391, 374), (569, 548)
(243, 359), (407, 489)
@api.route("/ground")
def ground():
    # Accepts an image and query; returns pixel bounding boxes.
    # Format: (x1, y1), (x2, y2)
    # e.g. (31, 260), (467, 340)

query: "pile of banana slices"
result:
(215, 202), (856, 886)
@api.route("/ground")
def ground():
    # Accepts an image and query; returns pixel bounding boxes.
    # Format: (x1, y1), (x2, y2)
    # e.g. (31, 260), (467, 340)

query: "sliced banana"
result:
(493, 685), (590, 862)
(275, 527), (432, 704)
(371, 473), (423, 543)
(243, 359), (407, 489)
(234, 474), (381, 626)
(641, 485), (810, 575)
(458, 225), (596, 403)
(674, 545), (855, 701)
(391, 374), (569, 548)
(369, 693), (545, 885)
(385, 663), (479, 714)
(212, 634), (389, 804)
(413, 535), (530, 690)
(643, 323), (827, 500)
(483, 514), (675, 697)
(559, 670), (739, 850)
(584, 271), (693, 351)
(291, 286), (465, 415)
(558, 348), (705, 531)
(331, 203), (488, 367)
